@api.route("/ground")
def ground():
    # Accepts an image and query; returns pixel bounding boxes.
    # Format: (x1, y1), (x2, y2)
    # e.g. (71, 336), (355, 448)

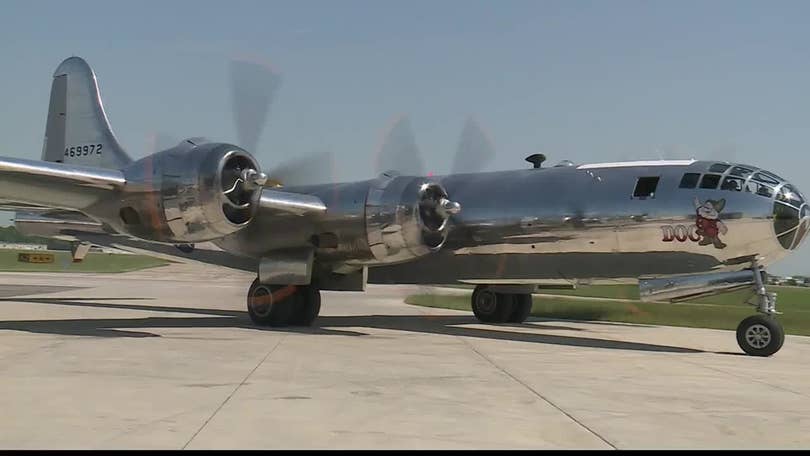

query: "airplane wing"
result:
(0, 155), (326, 228)
(0, 156), (125, 211)
(0, 155), (326, 214)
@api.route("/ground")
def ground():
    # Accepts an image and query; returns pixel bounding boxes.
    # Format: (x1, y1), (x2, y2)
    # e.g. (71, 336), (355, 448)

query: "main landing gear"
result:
(247, 278), (321, 327)
(471, 285), (533, 324)
(736, 265), (785, 357)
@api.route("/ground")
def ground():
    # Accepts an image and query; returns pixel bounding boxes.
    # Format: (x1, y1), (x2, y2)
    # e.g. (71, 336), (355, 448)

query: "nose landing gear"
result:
(736, 263), (785, 357)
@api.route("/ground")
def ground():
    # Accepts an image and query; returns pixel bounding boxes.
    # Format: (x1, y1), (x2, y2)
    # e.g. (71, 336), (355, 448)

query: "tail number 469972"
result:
(64, 143), (103, 157)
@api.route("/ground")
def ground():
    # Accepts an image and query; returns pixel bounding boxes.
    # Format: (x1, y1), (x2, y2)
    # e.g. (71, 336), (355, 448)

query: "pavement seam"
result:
(461, 338), (618, 450)
(676, 357), (810, 399)
(181, 335), (287, 450)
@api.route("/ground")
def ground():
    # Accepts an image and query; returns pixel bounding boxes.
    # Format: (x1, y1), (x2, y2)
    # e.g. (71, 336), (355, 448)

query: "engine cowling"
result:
(111, 140), (264, 243)
(308, 172), (460, 266)
(364, 171), (459, 264)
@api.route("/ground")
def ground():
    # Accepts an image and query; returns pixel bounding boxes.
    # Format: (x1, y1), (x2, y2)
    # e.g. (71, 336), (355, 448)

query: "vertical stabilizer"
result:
(41, 57), (131, 169)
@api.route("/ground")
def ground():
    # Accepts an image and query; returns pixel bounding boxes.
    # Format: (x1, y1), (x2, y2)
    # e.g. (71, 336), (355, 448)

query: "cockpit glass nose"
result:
(770, 178), (809, 250)
(768, 175), (807, 250)
(793, 219), (810, 250)
(774, 203), (800, 249)
(709, 163), (807, 250)
(777, 184), (804, 207)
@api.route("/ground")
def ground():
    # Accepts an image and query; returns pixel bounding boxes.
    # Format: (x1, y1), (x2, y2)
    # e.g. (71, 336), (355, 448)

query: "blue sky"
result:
(1, 0), (809, 274)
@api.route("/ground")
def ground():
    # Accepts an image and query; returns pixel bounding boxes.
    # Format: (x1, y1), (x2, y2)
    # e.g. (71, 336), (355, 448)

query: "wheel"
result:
(176, 243), (195, 254)
(736, 315), (785, 357)
(246, 279), (295, 327)
(471, 286), (514, 323)
(507, 294), (533, 323)
(289, 286), (321, 326)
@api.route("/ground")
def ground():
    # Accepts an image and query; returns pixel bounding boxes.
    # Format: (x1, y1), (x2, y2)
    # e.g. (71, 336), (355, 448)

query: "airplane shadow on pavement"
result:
(0, 296), (705, 354)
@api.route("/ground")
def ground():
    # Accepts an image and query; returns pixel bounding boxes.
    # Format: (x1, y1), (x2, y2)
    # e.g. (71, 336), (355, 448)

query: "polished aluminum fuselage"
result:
(367, 161), (792, 284)
(215, 159), (802, 285)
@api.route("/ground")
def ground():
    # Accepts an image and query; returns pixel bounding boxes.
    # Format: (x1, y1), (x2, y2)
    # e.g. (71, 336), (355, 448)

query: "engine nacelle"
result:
(364, 172), (459, 263)
(310, 172), (460, 266)
(110, 139), (264, 243)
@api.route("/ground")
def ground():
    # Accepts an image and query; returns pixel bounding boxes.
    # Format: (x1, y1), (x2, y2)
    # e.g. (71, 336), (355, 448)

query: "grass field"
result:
(0, 250), (170, 273)
(406, 284), (810, 336)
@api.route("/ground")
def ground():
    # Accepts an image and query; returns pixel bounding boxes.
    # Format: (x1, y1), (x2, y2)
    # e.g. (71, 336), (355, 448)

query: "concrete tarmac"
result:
(1, 262), (809, 449)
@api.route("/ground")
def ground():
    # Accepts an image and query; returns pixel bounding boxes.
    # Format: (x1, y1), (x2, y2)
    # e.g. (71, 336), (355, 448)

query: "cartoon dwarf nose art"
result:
(694, 197), (728, 249)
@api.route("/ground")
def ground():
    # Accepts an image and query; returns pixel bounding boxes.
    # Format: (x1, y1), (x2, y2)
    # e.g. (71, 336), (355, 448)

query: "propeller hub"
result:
(437, 198), (461, 217)
(241, 168), (268, 189)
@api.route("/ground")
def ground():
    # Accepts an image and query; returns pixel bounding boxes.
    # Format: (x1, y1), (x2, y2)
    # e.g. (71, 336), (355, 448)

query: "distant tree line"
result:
(0, 226), (48, 244)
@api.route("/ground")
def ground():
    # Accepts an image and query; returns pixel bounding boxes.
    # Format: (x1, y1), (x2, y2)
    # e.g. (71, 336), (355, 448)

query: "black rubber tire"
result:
(246, 279), (295, 327)
(472, 286), (497, 323)
(176, 243), (195, 254)
(471, 286), (513, 323)
(507, 294), (533, 323)
(289, 286), (321, 326)
(736, 315), (785, 357)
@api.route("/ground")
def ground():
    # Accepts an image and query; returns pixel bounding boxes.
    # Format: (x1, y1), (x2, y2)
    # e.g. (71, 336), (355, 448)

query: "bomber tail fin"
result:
(41, 57), (132, 169)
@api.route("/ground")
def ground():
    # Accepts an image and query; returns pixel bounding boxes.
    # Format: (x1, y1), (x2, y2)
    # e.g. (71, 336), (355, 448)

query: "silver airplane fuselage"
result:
(212, 159), (808, 285)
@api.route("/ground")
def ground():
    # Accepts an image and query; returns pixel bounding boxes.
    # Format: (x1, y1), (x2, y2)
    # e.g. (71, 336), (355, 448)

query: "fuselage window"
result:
(708, 163), (731, 173)
(679, 173), (700, 189)
(633, 176), (660, 198)
(721, 176), (744, 191)
(699, 174), (721, 189)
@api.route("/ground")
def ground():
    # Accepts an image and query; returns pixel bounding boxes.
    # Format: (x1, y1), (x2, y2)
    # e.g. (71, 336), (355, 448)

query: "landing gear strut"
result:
(247, 278), (321, 327)
(736, 263), (785, 357)
(471, 285), (533, 324)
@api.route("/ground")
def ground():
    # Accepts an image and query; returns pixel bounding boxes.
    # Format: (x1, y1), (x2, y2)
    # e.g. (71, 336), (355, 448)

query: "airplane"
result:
(2, 56), (808, 358)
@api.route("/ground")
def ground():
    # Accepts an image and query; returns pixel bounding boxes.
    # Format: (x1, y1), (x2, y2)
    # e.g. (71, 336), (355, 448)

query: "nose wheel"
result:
(247, 278), (321, 327)
(735, 262), (786, 357)
(736, 315), (785, 357)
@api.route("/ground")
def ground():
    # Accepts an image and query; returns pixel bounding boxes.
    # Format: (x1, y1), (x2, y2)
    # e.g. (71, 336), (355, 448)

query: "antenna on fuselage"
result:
(525, 153), (546, 169)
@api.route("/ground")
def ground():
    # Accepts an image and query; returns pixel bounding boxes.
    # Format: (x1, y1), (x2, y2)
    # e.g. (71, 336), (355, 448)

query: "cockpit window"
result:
(729, 166), (754, 178)
(679, 173), (700, 189)
(721, 176), (744, 192)
(747, 182), (774, 198)
(708, 163), (731, 173)
(699, 174), (721, 189)
(753, 172), (779, 186)
(777, 184), (804, 207)
(760, 170), (784, 181)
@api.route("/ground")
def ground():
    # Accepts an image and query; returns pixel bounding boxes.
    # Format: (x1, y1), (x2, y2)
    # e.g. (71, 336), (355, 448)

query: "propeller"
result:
(376, 116), (425, 176)
(228, 57), (337, 187)
(146, 132), (180, 155)
(151, 54), (494, 190)
(265, 150), (336, 188)
(374, 115), (496, 177)
(450, 117), (496, 174)
(229, 57), (282, 155)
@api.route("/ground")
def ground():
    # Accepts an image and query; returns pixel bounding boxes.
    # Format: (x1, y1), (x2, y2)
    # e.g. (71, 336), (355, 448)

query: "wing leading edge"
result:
(0, 154), (326, 225)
